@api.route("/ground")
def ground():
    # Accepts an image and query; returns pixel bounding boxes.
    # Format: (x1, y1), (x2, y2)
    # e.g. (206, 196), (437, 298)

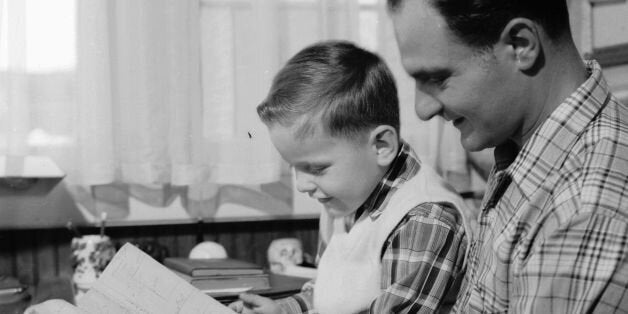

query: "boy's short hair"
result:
(257, 40), (400, 141)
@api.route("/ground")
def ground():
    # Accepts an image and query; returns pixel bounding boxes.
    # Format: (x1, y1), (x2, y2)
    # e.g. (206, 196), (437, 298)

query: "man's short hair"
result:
(257, 40), (400, 141)
(387, 0), (571, 49)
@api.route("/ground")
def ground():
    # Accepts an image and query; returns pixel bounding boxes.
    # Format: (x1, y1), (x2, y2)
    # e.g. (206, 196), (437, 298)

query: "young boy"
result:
(230, 40), (471, 314)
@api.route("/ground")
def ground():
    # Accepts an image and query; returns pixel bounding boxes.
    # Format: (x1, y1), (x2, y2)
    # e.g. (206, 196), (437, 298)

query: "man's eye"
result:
(424, 76), (448, 87)
(307, 166), (326, 175)
(414, 71), (450, 90)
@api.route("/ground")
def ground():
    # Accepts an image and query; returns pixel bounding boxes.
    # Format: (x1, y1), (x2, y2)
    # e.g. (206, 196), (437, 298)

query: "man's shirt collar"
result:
(493, 60), (611, 200)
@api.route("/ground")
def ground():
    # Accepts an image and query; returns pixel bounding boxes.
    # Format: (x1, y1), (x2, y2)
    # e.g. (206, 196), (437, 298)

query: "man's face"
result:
(269, 123), (384, 218)
(390, 0), (525, 151)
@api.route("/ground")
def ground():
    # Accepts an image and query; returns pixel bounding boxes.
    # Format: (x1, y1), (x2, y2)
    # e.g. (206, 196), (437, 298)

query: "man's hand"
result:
(228, 293), (284, 314)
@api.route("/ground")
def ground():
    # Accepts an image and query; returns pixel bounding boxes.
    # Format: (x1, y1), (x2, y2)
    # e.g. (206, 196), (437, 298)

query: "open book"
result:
(75, 243), (236, 313)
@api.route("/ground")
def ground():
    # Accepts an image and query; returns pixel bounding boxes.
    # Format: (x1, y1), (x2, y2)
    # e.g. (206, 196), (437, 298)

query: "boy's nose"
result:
(294, 171), (316, 194)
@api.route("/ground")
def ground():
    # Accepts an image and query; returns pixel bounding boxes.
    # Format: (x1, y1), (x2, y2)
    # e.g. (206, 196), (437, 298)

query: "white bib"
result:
(314, 163), (470, 314)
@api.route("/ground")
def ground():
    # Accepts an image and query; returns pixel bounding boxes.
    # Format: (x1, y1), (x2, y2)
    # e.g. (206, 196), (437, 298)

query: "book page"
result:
(77, 243), (235, 314)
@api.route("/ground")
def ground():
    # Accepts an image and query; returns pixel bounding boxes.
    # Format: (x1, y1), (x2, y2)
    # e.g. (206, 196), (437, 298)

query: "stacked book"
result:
(0, 275), (30, 312)
(164, 257), (271, 296)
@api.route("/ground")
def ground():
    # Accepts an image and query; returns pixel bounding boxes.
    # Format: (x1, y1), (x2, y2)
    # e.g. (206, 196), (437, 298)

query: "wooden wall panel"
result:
(14, 230), (36, 285)
(35, 229), (57, 281)
(56, 235), (73, 279)
(0, 231), (16, 276)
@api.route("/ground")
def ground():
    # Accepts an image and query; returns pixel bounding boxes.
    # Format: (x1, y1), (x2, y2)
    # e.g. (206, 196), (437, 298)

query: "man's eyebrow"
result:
(410, 67), (451, 80)
(294, 161), (327, 168)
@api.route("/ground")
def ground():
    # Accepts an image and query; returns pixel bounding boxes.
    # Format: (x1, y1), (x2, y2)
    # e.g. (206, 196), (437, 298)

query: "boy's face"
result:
(269, 123), (386, 218)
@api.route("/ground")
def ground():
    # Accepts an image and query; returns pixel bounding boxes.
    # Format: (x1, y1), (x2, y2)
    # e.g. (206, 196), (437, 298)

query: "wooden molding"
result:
(590, 0), (626, 4)
(592, 43), (628, 67)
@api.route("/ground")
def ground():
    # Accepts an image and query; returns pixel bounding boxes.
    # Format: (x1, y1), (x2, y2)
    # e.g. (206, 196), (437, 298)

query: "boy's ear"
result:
(369, 125), (399, 167)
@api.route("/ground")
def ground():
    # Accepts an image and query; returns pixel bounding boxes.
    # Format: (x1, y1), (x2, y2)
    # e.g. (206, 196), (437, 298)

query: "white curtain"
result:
(1, 0), (29, 158)
(196, 0), (475, 188)
(0, 0), (477, 224)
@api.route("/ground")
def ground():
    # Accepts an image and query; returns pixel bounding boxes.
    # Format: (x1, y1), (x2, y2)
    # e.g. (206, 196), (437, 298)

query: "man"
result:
(388, 0), (628, 313)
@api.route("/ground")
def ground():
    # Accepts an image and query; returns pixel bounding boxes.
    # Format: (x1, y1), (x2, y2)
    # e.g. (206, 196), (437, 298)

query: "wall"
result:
(0, 218), (318, 287)
(568, 0), (628, 104)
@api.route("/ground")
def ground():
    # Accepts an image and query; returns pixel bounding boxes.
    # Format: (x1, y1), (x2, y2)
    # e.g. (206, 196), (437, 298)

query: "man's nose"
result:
(414, 89), (442, 121)
(294, 170), (316, 194)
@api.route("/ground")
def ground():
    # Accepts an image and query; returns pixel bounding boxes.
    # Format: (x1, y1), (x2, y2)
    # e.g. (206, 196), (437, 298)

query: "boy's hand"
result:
(228, 293), (284, 314)
(228, 299), (250, 314)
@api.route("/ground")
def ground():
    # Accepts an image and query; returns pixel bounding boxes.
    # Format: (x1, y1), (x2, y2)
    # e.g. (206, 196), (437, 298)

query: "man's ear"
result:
(498, 18), (541, 72)
(369, 125), (399, 167)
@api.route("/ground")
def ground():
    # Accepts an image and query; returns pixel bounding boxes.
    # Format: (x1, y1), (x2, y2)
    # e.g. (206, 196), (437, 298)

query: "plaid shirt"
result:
(454, 60), (628, 313)
(277, 142), (468, 314)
